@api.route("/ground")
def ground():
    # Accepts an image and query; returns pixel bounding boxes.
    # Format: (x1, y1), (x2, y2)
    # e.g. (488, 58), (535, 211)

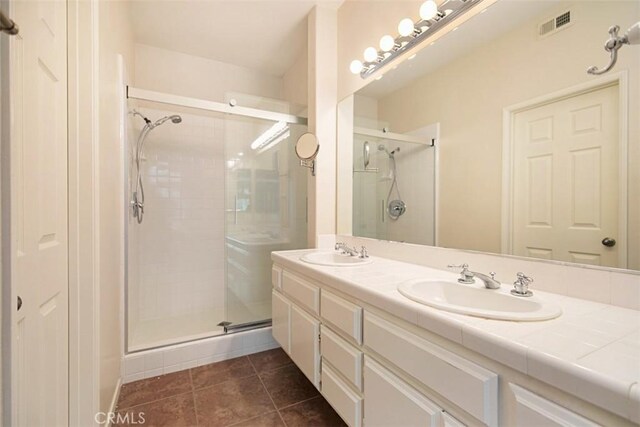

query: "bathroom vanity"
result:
(271, 250), (639, 427)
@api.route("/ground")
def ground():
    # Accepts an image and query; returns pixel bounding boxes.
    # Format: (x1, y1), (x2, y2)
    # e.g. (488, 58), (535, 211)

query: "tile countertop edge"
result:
(271, 250), (639, 423)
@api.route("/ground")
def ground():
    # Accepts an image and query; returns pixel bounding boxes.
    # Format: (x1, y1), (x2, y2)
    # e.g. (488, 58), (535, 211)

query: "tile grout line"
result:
(189, 367), (200, 427)
(116, 390), (194, 412)
(248, 355), (289, 427)
(277, 395), (322, 411)
(190, 356), (257, 393)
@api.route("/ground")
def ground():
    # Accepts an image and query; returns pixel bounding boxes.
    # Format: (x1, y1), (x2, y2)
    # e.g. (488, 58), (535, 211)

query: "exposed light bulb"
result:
(350, 59), (364, 74)
(420, 0), (438, 20)
(379, 35), (395, 52)
(398, 18), (415, 37)
(364, 47), (378, 62)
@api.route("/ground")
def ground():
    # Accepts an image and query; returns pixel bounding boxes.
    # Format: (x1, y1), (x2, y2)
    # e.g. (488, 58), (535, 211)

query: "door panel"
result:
(11, 0), (69, 424)
(513, 85), (619, 267)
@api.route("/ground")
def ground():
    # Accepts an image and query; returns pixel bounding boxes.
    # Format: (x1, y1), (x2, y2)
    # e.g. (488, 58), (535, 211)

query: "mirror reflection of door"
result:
(511, 84), (620, 267)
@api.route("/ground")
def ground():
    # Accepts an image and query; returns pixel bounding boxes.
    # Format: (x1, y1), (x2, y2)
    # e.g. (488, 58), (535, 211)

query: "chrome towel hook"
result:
(588, 22), (640, 75)
(0, 9), (18, 35)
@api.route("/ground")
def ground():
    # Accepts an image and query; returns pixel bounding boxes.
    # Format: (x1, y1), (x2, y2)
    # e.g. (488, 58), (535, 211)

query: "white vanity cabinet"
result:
(271, 268), (321, 387)
(271, 262), (612, 427)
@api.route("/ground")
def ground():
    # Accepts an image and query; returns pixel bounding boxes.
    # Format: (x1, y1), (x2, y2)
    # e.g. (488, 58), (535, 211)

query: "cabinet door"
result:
(290, 304), (320, 388)
(272, 290), (291, 354)
(364, 357), (441, 427)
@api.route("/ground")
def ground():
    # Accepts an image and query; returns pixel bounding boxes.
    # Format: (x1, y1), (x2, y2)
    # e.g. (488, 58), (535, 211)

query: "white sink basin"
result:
(398, 279), (562, 321)
(300, 251), (373, 267)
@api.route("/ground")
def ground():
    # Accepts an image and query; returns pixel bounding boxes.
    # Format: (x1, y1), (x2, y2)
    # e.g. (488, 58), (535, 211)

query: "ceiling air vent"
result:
(538, 10), (572, 38)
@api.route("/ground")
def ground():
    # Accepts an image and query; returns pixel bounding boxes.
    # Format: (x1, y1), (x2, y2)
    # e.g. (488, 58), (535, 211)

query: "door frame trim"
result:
(67, 0), (101, 424)
(501, 71), (629, 268)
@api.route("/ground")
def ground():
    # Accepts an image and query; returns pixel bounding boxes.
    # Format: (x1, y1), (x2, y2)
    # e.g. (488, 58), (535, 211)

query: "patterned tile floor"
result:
(115, 348), (347, 427)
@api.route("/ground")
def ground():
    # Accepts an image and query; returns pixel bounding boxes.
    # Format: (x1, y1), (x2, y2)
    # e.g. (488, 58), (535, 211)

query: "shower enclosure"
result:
(352, 125), (437, 246)
(125, 89), (308, 352)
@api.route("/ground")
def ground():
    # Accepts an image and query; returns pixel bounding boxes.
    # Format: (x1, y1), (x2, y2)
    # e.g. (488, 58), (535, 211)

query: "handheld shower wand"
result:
(130, 111), (182, 224)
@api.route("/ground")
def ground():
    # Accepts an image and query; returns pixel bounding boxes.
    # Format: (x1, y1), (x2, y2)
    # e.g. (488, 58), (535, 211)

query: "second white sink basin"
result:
(398, 279), (562, 321)
(300, 251), (373, 267)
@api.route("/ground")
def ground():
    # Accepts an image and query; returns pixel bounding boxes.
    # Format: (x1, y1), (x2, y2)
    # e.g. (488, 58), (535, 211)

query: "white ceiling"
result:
(130, 0), (343, 77)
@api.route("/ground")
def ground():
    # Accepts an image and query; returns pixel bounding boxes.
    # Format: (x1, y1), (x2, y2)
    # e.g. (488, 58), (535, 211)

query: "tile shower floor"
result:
(115, 348), (346, 426)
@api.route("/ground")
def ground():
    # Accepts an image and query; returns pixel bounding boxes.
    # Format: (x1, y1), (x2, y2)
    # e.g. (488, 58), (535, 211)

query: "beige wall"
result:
(283, 47), (308, 114)
(374, 2), (639, 268)
(135, 44), (284, 102)
(98, 0), (135, 412)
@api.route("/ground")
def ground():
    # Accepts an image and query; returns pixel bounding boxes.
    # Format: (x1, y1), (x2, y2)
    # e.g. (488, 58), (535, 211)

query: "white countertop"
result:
(272, 249), (640, 423)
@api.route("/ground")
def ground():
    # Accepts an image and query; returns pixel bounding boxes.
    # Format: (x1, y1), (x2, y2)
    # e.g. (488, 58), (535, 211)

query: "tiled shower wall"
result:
(135, 110), (226, 322)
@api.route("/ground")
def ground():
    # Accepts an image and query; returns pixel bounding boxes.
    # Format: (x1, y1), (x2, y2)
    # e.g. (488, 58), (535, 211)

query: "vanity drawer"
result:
(321, 363), (362, 427)
(321, 326), (363, 391)
(272, 266), (282, 290)
(282, 271), (319, 315)
(320, 290), (362, 344)
(510, 384), (600, 426)
(363, 312), (498, 427)
(364, 356), (441, 427)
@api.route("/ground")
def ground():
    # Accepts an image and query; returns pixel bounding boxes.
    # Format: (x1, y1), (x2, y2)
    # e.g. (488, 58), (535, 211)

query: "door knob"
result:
(602, 237), (616, 247)
(17, 296), (22, 311)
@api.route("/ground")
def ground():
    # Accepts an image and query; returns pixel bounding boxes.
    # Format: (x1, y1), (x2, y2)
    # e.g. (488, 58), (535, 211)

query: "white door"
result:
(512, 84), (619, 267)
(10, 0), (69, 425)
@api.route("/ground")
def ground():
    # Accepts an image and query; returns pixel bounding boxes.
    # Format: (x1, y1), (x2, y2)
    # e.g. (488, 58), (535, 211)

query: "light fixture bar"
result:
(251, 121), (289, 151)
(359, 0), (482, 79)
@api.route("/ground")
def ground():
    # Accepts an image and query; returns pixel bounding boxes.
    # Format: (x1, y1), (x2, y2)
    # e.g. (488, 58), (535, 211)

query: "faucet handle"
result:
(490, 272), (496, 280)
(359, 246), (369, 259)
(516, 272), (534, 285)
(511, 272), (534, 297)
(447, 263), (469, 271)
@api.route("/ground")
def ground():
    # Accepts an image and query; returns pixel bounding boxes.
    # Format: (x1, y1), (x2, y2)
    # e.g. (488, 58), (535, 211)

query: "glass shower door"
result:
(224, 115), (307, 328)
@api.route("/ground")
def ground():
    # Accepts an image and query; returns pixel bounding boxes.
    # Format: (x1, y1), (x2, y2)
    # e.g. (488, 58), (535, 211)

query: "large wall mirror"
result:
(337, 0), (640, 272)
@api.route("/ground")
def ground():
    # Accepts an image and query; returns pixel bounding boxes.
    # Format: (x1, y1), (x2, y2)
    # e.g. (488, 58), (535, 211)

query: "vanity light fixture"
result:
(350, 0), (481, 78)
(379, 35), (396, 52)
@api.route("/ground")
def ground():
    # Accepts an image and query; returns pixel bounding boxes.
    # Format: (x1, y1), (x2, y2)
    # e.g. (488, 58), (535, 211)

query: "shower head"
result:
(152, 114), (182, 128)
(378, 144), (400, 157)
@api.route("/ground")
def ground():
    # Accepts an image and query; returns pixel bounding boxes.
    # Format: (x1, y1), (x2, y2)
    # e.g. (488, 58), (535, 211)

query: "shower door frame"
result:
(124, 87), (307, 354)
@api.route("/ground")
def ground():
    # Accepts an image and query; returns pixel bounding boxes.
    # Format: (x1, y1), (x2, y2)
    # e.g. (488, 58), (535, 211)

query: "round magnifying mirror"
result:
(295, 133), (320, 160)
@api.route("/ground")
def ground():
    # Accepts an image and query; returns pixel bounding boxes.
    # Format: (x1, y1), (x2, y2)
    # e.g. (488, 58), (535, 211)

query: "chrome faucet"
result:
(335, 242), (359, 257)
(511, 272), (534, 297)
(447, 264), (501, 289)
